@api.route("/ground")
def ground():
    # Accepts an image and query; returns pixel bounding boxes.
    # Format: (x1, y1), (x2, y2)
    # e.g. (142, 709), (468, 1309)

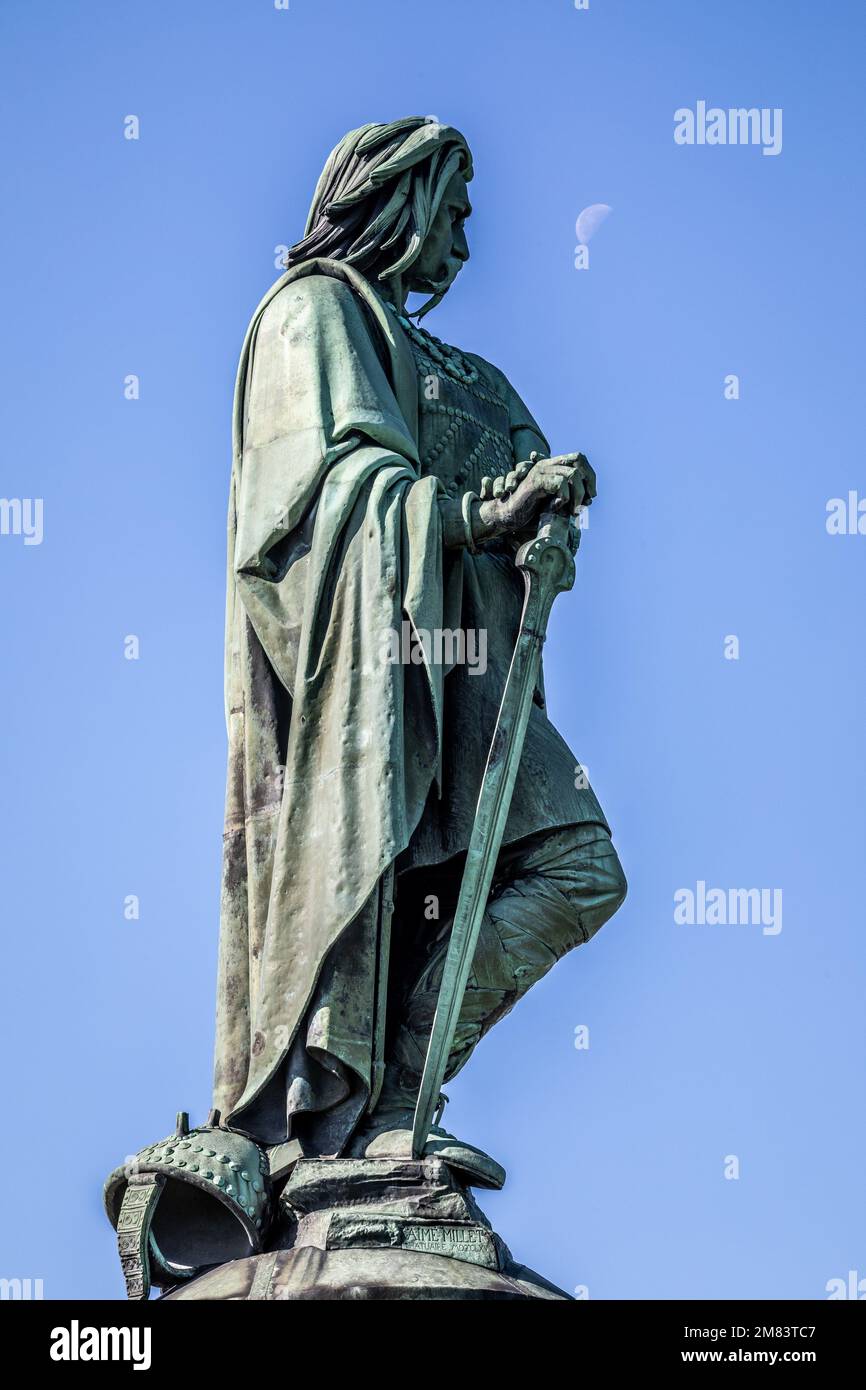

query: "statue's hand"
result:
(480, 452), (595, 540)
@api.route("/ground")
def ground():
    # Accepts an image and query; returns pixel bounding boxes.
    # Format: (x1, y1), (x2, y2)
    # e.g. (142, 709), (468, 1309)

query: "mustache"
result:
(413, 258), (463, 293)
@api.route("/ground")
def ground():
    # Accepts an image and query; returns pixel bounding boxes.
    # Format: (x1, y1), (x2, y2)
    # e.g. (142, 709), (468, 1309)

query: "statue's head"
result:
(286, 117), (473, 316)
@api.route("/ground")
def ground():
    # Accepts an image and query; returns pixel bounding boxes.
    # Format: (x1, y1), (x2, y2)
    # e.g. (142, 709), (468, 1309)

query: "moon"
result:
(575, 203), (612, 245)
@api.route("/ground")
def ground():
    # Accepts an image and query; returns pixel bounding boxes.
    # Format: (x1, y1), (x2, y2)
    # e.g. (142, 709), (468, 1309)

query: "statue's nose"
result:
(453, 227), (470, 262)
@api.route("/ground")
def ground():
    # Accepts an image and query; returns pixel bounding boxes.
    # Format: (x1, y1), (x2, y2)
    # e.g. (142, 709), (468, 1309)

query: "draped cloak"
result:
(214, 258), (607, 1151)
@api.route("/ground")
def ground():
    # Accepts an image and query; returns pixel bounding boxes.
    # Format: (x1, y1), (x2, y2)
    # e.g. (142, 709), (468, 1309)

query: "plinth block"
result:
(162, 1154), (570, 1301)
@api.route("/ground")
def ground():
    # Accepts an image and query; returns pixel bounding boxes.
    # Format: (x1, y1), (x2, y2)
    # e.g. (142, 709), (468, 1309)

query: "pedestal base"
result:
(162, 1155), (570, 1301)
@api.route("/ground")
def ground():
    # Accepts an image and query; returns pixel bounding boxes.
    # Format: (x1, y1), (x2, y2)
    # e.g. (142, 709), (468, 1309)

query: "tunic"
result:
(402, 319), (606, 869)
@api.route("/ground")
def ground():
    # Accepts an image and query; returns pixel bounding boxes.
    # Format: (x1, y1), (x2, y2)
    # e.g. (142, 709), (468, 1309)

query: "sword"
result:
(411, 500), (580, 1158)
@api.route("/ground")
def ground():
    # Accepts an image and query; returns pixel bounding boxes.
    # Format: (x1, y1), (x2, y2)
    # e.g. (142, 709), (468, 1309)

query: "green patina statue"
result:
(106, 118), (627, 1301)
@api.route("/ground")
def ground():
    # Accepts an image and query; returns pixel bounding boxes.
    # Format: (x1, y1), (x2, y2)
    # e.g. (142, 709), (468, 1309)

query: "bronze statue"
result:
(105, 118), (626, 1300)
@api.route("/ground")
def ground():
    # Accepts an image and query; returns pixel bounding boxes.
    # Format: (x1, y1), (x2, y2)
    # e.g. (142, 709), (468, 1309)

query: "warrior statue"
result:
(105, 118), (627, 1301)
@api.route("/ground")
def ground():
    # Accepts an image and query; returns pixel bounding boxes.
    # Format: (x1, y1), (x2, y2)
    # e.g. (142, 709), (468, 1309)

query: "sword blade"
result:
(411, 512), (576, 1157)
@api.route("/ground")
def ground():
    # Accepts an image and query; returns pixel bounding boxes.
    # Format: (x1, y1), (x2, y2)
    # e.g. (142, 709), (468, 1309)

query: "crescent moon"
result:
(575, 203), (612, 245)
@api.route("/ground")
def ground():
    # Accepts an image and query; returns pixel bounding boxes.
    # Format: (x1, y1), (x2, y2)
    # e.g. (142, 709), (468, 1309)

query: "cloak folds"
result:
(214, 259), (460, 1145)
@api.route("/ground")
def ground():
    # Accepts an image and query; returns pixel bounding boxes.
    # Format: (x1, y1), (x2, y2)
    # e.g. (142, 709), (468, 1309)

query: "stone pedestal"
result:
(163, 1155), (570, 1301)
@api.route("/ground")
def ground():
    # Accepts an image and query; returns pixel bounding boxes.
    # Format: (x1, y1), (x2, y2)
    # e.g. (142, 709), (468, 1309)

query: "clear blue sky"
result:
(1, 0), (863, 1300)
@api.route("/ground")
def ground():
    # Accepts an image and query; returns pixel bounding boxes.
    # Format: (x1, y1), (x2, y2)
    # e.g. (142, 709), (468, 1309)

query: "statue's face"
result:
(407, 169), (471, 296)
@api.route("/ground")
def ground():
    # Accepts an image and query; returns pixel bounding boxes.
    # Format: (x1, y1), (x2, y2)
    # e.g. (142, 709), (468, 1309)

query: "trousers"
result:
(381, 821), (627, 1102)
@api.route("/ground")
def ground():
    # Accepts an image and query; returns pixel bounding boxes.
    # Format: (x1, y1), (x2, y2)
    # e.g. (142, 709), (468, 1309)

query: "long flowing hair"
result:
(285, 117), (473, 318)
